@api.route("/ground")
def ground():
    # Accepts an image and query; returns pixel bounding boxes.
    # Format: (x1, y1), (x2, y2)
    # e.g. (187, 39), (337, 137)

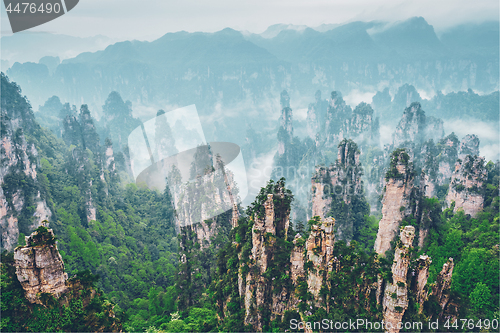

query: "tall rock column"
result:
(446, 155), (487, 217)
(382, 226), (415, 333)
(277, 91), (293, 157)
(290, 234), (305, 284)
(420, 133), (478, 198)
(310, 168), (332, 220)
(342, 102), (380, 145)
(310, 139), (368, 241)
(306, 94), (319, 140)
(420, 141), (439, 198)
(244, 192), (291, 330)
(458, 134), (480, 159)
(324, 91), (352, 149)
(304, 217), (335, 299)
(416, 255), (432, 314)
(374, 149), (416, 256)
(172, 149), (238, 243)
(273, 90), (299, 186)
(306, 90), (328, 139)
(432, 258), (454, 315)
(436, 133), (460, 184)
(14, 227), (68, 304)
(250, 194), (276, 272)
(104, 138), (116, 173)
(392, 102), (443, 147)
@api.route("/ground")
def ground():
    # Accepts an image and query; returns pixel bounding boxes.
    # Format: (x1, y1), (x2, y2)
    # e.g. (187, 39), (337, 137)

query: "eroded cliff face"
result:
(446, 155), (487, 217)
(388, 103), (457, 200)
(1, 75), (52, 251)
(382, 226), (415, 333)
(233, 180), (375, 331)
(14, 227), (68, 304)
(374, 149), (418, 256)
(154, 109), (178, 161)
(312, 99), (379, 216)
(392, 102), (424, 147)
(420, 142), (439, 198)
(364, 148), (387, 213)
(283, 91), (380, 232)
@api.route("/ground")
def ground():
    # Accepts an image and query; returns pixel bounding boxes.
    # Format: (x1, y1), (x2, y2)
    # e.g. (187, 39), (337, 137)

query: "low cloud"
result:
(294, 107), (308, 122)
(417, 89), (436, 100)
(444, 118), (500, 161)
(344, 89), (377, 109)
(379, 124), (395, 146)
(244, 149), (277, 206)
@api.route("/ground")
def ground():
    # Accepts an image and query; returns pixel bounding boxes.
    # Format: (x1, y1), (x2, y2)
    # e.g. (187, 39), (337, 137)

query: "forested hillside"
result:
(1, 73), (179, 331)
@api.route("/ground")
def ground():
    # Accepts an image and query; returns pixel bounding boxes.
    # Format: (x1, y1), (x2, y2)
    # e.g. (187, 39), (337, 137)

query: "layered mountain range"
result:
(4, 18), (499, 118)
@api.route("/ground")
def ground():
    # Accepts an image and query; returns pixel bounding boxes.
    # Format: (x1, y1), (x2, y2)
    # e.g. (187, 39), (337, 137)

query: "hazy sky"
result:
(1, 0), (499, 39)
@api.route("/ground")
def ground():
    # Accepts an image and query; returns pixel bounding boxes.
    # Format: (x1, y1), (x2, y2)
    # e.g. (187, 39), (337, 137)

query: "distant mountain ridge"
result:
(4, 17), (499, 116)
(1, 32), (117, 66)
(63, 28), (280, 69)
